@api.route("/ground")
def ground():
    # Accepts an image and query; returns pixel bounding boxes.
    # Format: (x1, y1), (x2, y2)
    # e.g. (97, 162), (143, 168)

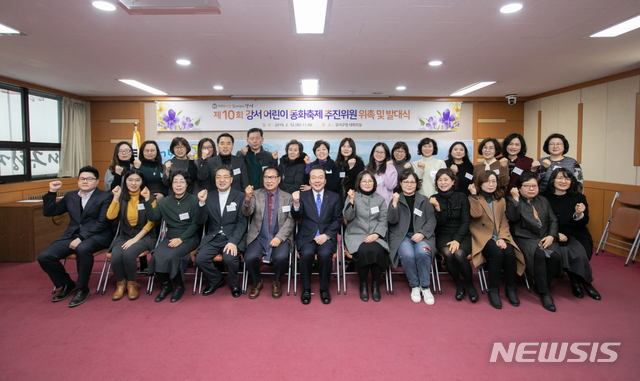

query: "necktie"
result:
(268, 192), (274, 228)
(315, 193), (322, 237)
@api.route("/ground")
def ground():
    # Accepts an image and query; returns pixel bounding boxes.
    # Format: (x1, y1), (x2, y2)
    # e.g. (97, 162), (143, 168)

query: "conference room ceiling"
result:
(0, 0), (639, 98)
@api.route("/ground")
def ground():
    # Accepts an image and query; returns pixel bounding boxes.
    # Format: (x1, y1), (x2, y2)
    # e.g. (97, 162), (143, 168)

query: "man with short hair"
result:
(236, 128), (278, 189)
(195, 166), (247, 298)
(242, 166), (294, 299)
(292, 165), (342, 305)
(207, 133), (248, 191)
(38, 166), (114, 308)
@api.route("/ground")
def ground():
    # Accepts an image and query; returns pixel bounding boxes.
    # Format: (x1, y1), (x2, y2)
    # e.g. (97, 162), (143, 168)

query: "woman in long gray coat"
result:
(388, 171), (436, 305)
(506, 172), (562, 312)
(344, 170), (389, 302)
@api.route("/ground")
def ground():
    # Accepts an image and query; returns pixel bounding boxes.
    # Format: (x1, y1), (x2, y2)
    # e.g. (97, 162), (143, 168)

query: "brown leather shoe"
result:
(272, 281), (282, 299)
(127, 281), (139, 300)
(249, 281), (263, 299)
(112, 280), (126, 301)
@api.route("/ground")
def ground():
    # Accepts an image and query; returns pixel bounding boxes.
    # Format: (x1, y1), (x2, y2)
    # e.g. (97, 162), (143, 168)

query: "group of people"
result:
(38, 129), (599, 311)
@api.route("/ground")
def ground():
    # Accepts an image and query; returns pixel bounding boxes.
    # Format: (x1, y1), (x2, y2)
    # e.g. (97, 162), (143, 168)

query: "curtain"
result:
(58, 97), (88, 177)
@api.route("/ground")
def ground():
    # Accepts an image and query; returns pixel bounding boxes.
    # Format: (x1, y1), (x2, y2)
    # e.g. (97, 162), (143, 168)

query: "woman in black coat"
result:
(302, 140), (341, 194)
(335, 137), (365, 202)
(429, 168), (478, 302)
(278, 139), (307, 194)
(544, 168), (600, 300)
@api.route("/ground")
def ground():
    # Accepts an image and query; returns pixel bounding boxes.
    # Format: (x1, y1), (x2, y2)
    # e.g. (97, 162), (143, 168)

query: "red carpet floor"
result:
(0, 251), (638, 380)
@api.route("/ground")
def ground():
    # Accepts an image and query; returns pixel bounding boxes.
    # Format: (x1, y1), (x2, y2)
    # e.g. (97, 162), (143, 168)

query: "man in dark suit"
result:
(195, 166), (247, 297)
(236, 128), (278, 190)
(291, 165), (342, 305)
(206, 133), (248, 191)
(38, 166), (114, 308)
(242, 166), (294, 299)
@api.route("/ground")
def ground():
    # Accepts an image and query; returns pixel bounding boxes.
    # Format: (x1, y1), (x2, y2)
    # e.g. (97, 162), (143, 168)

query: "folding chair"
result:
(596, 191), (640, 266)
(340, 224), (390, 295)
(386, 259), (438, 295)
(51, 249), (108, 294)
(477, 263), (531, 293)
(241, 245), (293, 296)
(292, 226), (341, 296)
(195, 252), (246, 294)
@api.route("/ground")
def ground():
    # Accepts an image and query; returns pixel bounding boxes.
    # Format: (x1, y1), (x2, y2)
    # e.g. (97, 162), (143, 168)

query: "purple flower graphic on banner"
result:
(439, 109), (457, 129)
(162, 109), (180, 130)
(418, 103), (461, 130)
(183, 117), (196, 130)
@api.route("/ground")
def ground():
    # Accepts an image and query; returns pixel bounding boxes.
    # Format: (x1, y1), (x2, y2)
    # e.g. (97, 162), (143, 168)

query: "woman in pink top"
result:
(365, 142), (398, 206)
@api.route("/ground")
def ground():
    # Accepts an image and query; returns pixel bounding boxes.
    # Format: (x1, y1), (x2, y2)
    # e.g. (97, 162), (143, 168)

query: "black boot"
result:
(568, 272), (584, 298)
(455, 283), (466, 301)
(505, 286), (520, 307)
(540, 293), (556, 312)
(580, 280), (601, 300)
(371, 281), (381, 302)
(359, 282), (369, 302)
(155, 273), (173, 303)
(170, 275), (185, 303)
(488, 287), (502, 309)
(467, 283), (479, 303)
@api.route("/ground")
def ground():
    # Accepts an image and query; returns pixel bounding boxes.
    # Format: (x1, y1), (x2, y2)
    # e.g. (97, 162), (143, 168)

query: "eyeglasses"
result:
(118, 149), (132, 154)
(482, 146), (495, 151)
(202, 145), (214, 150)
(78, 177), (97, 182)
(263, 175), (279, 180)
(521, 184), (538, 189)
(401, 180), (416, 185)
(361, 179), (374, 184)
(549, 142), (564, 147)
(215, 175), (231, 179)
(173, 180), (187, 184)
(374, 151), (386, 155)
(143, 149), (157, 153)
(174, 146), (187, 150)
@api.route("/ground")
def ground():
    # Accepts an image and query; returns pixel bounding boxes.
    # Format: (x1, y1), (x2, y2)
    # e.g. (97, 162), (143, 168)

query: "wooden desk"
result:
(0, 200), (69, 262)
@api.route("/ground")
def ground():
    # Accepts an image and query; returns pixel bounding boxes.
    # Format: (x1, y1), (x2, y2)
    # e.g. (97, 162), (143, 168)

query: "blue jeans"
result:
(397, 233), (432, 288)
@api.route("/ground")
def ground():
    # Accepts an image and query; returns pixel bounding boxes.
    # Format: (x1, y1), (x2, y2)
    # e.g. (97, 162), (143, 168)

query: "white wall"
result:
(524, 75), (640, 186)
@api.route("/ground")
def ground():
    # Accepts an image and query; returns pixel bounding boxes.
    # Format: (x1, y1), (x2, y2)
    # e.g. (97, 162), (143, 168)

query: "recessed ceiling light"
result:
(300, 79), (319, 95)
(500, 3), (523, 14)
(0, 23), (21, 35)
(92, 1), (117, 11)
(590, 14), (640, 37)
(213, 85), (224, 90)
(396, 86), (406, 91)
(292, 0), (329, 34)
(118, 79), (168, 95)
(428, 60), (443, 66)
(450, 81), (497, 96)
(176, 59), (191, 66)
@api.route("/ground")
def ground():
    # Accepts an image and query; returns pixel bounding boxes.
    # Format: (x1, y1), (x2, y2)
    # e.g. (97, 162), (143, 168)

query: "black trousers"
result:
(195, 234), (240, 288)
(533, 248), (561, 294)
(481, 239), (517, 289)
(244, 239), (290, 286)
(298, 240), (334, 291)
(38, 237), (106, 289)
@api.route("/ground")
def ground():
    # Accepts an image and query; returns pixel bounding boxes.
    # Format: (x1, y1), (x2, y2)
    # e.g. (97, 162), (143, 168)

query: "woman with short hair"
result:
(533, 133), (583, 193)
(412, 137), (446, 198)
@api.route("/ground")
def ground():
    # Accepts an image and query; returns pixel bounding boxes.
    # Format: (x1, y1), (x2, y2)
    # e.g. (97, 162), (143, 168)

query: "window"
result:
(0, 83), (62, 183)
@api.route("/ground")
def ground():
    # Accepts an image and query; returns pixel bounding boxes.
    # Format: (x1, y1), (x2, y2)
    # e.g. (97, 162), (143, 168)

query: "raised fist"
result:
(450, 164), (458, 174)
(499, 157), (508, 168)
(245, 185), (254, 201)
(510, 187), (520, 201)
(429, 196), (440, 211)
(165, 161), (173, 171)
(303, 155), (311, 165)
(198, 189), (208, 203)
(416, 162), (425, 170)
(347, 189), (355, 204)
(575, 202), (585, 215)
(140, 187), (151, 201)
(531, 160), (541, 170)
(291, 191), (300, 205)
(133, 159), (141, 169)
(391, 192), (400, 206)
(112, 185), (122, 199)
(272, 150), (278, 159)
(201, 148), (212, 160)
(241, 146), (249, 156)
(542, 159), (551, 168)
(49, 181), (63, 193)
(187, 152), (195, 160)
(115, 165), (124, 175)
(468, 183), (477, 195)
(348, 158), (356, 169)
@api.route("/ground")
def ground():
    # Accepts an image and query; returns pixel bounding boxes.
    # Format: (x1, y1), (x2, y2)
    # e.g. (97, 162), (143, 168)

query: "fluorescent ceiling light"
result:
(92, 1), (117, 11)
(428, 60), (443, 66)
(292, 0), (329, 34)
(118, 79), (168, 95)
(300, 79), (319, 95)
(590, 14), (640, 37)
(0, 23), (21, 35)
(176, 59), (191, 66)
(500, 3), (523, 14)
(213, 85), (224, 90)
(450, 81), (497, 96)
(396, 86), (406, 91)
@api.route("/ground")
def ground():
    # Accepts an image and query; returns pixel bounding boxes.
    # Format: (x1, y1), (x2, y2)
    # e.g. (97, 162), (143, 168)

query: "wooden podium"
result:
(0, 200), (70, 262)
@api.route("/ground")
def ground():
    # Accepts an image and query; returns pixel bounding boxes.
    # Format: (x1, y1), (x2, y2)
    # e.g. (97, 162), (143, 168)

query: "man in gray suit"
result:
(195, 166), (247, 298)
(242, 166), (294, 299)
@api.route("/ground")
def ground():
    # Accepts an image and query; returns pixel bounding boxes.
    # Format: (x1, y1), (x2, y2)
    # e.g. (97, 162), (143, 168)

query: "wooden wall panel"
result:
(476, 102), (524, 120)
(473, 102), (524, 162)
(0, 178), (78, 203)
(91, 102), (141, 121)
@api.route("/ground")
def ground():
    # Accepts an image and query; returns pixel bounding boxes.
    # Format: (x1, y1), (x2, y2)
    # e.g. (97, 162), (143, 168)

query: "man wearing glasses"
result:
(242, 166), (294, 299)
(38, 166), (114, 308)
(195, 166), (248, 298)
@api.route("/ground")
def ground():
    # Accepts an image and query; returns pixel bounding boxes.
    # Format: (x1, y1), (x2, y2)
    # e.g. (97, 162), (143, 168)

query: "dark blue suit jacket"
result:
(196, 188), (247, 251)
(291, 189), (342, 248)
(42, 189), (114, 247)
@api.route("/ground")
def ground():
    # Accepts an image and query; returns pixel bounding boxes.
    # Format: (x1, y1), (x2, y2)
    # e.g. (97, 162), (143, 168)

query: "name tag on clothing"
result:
(137, 203), (145, 210)
(179, 212), (190, 220)
(233, 168), (241, 175)
(339, 172), (346, 178)
(226, 202), (237, 212)
(377, 177), (384, 185)
(493, 169), (500, 175)
(513, 167), (523, 175)
(414, 208), (423, 217)
(430, 170), (438, 178)
(552, 165), (560, 171)
(371, 206), (380, 214)
(282, 205), (291, 213)
(262, 166), (267, 170)
(465, 172), (473, 180)
(326, 170), (332, 174)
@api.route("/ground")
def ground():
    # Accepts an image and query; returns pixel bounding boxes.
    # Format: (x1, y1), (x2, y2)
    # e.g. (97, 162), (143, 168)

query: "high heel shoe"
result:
(569, 274), (584, 298)
(467, 284), (479, 303)
(455, 285), (466, 301)
(581, 281), (601, 300)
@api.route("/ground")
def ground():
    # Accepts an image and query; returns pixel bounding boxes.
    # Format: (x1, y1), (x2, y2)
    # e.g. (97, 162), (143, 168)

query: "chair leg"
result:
(95, 257), (109, 294)
(147, 274), (154, 295)
(387, 266), (394, 294)
(192, 267), (198, 295)
(102, 261), (112, 295)
(293, 254), (298, 296)
(286, 251), (292, 297)
(524, 272), (531, 292)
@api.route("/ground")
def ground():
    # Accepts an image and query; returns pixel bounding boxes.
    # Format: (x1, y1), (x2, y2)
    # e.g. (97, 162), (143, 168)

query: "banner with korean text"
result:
(156, 100), (462, 132)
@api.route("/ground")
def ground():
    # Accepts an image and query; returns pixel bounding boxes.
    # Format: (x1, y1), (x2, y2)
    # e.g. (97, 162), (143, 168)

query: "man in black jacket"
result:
(236, 128), (278, 189)
(38, 166), (114, 308)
